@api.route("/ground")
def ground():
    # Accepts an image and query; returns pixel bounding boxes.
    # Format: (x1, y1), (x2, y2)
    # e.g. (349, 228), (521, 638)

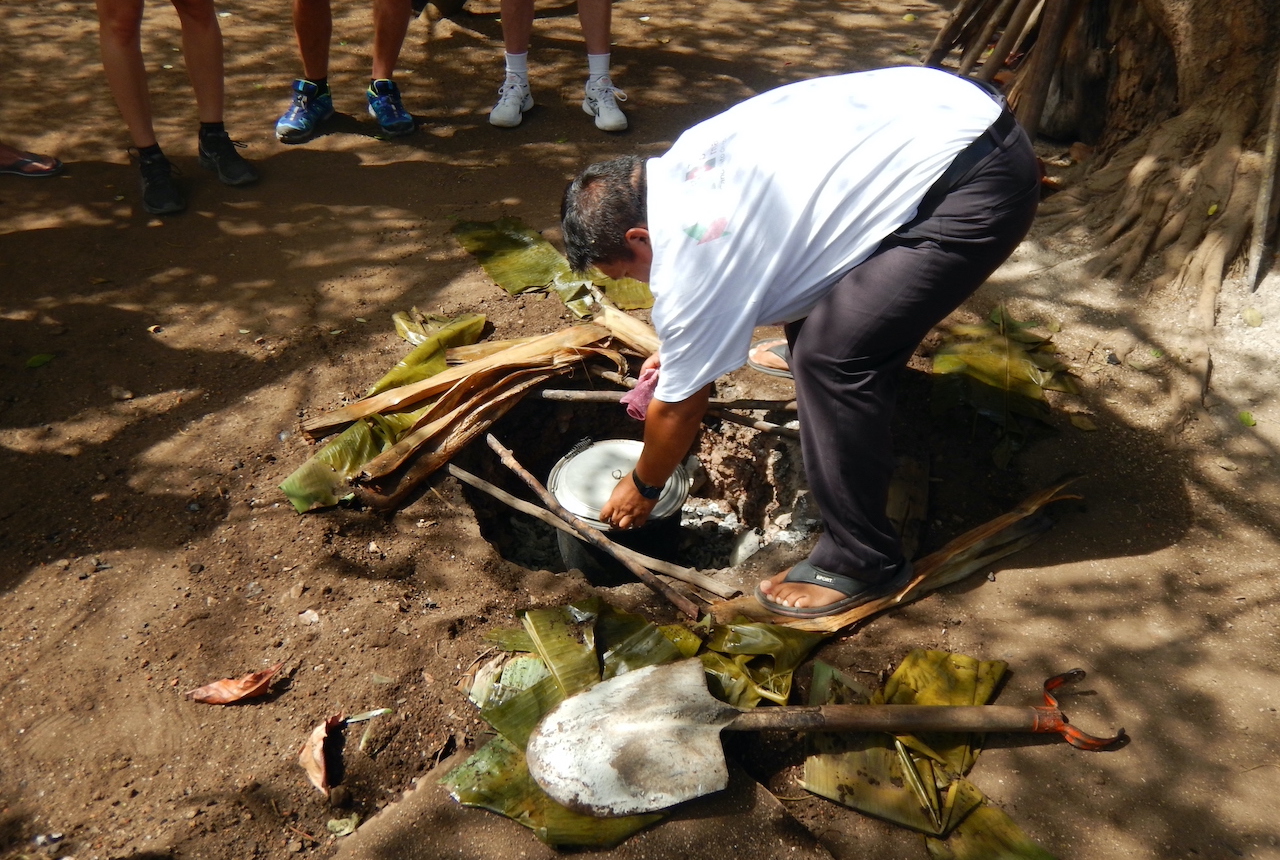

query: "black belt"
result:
(934, 109), (1018, 193)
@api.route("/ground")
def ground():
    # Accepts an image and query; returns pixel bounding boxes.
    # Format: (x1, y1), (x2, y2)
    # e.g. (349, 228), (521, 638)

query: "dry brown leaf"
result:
(298, 714), (344, 796)
(184, 661), (285, 704)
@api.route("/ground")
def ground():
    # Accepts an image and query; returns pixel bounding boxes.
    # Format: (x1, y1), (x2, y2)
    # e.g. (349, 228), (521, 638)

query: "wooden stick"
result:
(1247, 58), (1280, 291)
(586, 367), (800, 438)
(446, 464), (740, 599)
(485, 434), (703, 620)
(536, 389), (798, 412)
(923, 0), (988, 67)
(1008, 0), (1083, 140)
(957, 0), (1018, 76)
(977, 0), (1039, 82)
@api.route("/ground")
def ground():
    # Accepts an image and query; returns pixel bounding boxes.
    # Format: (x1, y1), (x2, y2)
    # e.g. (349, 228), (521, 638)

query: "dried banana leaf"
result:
(300, 324), (611, 439)
(441, 734), (660, 848)
(354, 368), (564, 509)
(926, 800), (1059, 860)
(594, 304), (659, 356)
(710, 478), (1081, 633)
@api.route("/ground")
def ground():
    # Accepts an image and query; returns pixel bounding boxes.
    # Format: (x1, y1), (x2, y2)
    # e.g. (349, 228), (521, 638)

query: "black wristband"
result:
(632, 471), (662, 500)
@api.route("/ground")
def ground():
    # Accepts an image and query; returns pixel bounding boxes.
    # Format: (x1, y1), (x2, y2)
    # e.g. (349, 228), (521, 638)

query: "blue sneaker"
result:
(367, 79), (415, 137)
(275, 79), (334, 144)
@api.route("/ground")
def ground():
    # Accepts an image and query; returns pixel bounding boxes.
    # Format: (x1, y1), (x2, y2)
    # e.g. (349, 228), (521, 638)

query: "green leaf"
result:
(369, 312), (486, 395)
(278, 418), (397, 513)
(484, 627), (537, 652)
(452, 217), (576, 297)
(1239, 411), (1257, 427)
(925, 800), (1059, 859)
(594, 604), (682, 679)
(521, 606), (601, 697)
(440, 735), (660, 848)
(480, 672), (563, 748)
(25, 354), (55, 368)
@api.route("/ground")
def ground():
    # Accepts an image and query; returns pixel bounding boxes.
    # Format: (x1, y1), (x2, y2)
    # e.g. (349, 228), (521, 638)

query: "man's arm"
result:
(599, 384), (711, 530)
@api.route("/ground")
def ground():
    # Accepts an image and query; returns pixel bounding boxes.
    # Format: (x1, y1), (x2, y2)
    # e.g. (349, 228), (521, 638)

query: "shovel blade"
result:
(527, 660), (740, 816)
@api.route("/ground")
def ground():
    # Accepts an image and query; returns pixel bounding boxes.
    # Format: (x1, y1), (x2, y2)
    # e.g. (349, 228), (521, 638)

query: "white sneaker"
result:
(489, 74), (533, 128)
(584, 76), (628, 131)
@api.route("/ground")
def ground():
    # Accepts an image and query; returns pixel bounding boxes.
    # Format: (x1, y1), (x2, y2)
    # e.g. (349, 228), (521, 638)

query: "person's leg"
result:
(170, 0), (223, 122)
(95, 0), (157, 148)
(294, 0), (332, 80)
(489, 0), (535, 127)
(275, 0), (335, 143)
(760, 124), (1041, 612)
(371, 0), (411, 79)
(576, 0), (611, 54)
(578, 0), (625, 130)
(499, 0), (535, 54)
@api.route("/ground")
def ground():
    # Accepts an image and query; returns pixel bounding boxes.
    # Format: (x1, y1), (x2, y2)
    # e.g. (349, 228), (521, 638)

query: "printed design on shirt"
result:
(681, 137), (732, 245)
(684, 217), (731, 245)
(683, 138), (729, 187)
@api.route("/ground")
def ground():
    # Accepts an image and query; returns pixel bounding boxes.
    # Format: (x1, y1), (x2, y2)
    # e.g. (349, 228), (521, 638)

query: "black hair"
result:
(561, 155), (647, 274)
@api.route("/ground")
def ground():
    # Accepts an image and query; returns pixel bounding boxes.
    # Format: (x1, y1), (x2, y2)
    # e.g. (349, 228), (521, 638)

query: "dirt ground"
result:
(3, 0), (1280, 859)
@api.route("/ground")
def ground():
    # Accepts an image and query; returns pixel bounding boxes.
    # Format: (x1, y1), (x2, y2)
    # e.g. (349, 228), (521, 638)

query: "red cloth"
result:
(620, 368), (659, 420)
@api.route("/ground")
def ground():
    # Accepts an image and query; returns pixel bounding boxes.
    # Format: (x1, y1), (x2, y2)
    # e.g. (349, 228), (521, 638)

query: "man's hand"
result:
(598, 382), (711, 530)
(599, 472), (660, 530)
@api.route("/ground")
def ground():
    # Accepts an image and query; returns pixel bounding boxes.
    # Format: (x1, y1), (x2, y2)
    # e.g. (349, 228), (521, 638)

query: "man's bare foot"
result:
(757, 568), (845, 610)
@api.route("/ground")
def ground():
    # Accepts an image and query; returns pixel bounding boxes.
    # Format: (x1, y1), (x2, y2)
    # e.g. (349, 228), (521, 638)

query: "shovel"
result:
(526, 659), (1125, 817)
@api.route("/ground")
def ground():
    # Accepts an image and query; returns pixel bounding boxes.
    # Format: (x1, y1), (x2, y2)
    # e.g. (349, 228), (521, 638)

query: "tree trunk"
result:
(1034, 0), (1278, 430)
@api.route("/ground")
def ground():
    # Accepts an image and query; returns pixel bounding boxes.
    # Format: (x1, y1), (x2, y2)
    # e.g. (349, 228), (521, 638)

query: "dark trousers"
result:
(784, 117), (1040, 583)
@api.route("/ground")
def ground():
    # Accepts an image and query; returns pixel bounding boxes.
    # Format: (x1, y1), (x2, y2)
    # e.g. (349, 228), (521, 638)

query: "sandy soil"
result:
(2, 1), (1279, 859)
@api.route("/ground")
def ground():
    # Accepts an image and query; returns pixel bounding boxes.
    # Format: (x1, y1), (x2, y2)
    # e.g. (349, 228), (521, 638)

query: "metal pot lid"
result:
(548, 439), (689, 527)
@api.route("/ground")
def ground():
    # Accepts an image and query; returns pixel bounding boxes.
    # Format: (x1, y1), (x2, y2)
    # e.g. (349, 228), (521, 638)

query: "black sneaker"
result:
(198, 130), (259, 186)
(133, 151), (186, 215)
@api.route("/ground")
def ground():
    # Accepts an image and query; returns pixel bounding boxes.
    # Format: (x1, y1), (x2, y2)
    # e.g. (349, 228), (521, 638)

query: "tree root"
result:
(1042, 92), (1266, 433)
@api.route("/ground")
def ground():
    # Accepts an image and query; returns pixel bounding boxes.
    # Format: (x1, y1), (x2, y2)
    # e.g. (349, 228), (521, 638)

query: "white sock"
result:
(504, 52), (529, 80)
(587, 53), (611, 81)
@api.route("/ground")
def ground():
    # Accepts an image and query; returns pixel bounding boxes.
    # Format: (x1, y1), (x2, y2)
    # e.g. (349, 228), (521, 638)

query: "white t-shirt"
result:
(647, 67), (1003, 402)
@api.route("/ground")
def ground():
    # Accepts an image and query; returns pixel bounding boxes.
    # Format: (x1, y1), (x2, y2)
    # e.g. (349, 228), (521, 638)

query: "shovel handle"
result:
(727, 703), (1065, 735)
(727, 670), (1126, 751)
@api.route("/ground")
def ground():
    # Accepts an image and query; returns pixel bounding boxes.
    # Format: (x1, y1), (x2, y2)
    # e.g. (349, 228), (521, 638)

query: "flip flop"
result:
(747, 337), (793, 379)
(754, 558), (914, 618)
(0, 152), (65, 178)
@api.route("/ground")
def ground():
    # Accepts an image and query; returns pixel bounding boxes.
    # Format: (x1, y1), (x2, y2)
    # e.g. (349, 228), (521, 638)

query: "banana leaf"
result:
(931, 306), (1080, 436)
(701, 621), (826, 705)
(808, 660), (874, 706)
(484, 627), (537, 652)
(521, 606), (600, 698)
(594, 604), (682, 680)
(926, 801), (1059, 860)
(371, 312), (486, 394)
(658, 623), (704, 658)
(879, 650), (1007, 778)
(801, 650), (1005, 837)
(441, 734), (660, 848)
(481, 673), (564, 748)
(451, 217), (653, 317)
(279, 312), (486, 512)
